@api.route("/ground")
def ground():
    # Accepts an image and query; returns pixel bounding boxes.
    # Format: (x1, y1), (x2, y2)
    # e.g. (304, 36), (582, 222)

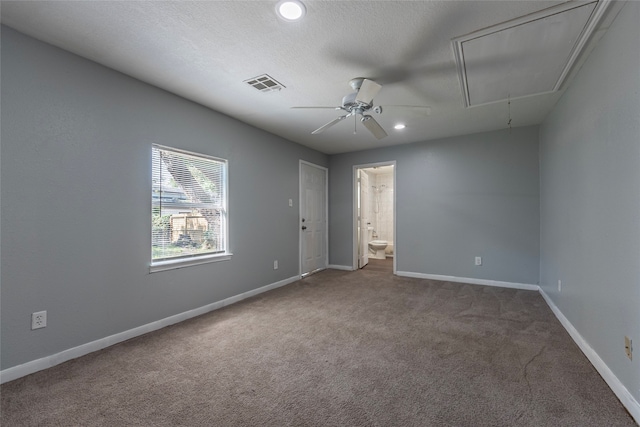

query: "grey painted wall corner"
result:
(539, 1), (640, 407)
(329, 126), (540, 286)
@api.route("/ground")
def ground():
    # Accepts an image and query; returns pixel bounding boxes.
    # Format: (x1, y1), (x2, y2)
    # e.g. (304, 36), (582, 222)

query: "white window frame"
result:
(150, 144), (231, 273)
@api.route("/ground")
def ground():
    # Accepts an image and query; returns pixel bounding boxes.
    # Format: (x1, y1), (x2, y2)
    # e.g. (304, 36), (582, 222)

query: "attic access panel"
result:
(452, 1), (609, 107)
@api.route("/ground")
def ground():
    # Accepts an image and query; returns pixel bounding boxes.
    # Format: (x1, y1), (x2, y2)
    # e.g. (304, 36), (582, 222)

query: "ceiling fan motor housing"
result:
(341, 92), (372, 113)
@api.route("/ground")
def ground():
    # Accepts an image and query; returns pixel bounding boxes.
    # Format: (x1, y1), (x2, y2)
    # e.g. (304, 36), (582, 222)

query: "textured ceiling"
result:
(456, 1), (598, 106)
(0, 1), (619, 154)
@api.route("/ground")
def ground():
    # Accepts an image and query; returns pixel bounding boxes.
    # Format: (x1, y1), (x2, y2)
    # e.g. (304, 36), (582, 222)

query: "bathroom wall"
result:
(372, 172), (394, 255)
(360, 170), (373, 242)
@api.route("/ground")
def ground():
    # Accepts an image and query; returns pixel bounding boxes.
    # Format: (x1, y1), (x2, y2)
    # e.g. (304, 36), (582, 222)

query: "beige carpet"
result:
(1, 267), (635, 426)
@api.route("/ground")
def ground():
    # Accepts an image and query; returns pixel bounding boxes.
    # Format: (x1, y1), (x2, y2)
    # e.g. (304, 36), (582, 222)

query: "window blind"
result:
(152, 144), (227, 262)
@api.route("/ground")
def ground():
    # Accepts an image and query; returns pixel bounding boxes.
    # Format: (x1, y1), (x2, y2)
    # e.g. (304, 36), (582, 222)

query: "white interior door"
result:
(358, 171), (370, 268)
(300, 162), (327, 276)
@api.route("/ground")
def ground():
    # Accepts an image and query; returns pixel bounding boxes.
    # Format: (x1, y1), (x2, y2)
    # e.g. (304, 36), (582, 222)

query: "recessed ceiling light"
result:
(394, 124), (406, 130)
(276, 0), (306, 22)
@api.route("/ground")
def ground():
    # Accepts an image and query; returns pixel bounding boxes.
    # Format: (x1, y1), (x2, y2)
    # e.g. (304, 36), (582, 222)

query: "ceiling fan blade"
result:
(355, 79), (382, 105)
(381, 105), (432, 115)
(291, 106), (341, 110)
(312, 115), (349, 135)
(376, 105), (431, 116)
(361, 115), (388, 139)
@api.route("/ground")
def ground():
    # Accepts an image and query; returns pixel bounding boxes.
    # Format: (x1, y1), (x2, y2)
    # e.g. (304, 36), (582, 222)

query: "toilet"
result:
(368, 240), (388, 259)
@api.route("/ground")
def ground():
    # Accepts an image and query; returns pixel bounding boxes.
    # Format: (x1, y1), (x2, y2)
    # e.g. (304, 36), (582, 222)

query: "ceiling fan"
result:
(293, 78), (431, 139)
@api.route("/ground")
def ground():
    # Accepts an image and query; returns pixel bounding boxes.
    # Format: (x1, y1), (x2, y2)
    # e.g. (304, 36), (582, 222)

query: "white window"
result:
(151, 144), (229, 271)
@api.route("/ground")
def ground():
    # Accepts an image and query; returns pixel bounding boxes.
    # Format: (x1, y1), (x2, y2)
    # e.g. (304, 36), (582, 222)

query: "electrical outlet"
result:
(475, 256), (482, 266)
(288, 199), (293, 207)
(273, 260), (278, 270)
(32, 311), (47, 330)
(558, 280), (562, 292)
(625, 336), (633, 361)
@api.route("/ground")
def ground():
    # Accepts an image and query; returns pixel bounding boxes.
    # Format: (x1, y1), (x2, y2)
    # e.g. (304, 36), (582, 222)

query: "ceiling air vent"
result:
(244, 74), (286, 92)
(452, 0), (611, 107)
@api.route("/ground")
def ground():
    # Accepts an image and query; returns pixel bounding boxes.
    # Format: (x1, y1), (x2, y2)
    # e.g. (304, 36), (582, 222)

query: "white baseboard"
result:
(539, 289), (640, 424)
(395, 271), (539, 291)
(327, 264), (354, 271)
(0, 275), (300, 384)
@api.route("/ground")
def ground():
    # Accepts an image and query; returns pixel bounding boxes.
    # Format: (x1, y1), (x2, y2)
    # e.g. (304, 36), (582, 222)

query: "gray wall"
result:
(0, 26), (327, 370)
(539, 2), (640, 403)
(329, 126), (540, 285)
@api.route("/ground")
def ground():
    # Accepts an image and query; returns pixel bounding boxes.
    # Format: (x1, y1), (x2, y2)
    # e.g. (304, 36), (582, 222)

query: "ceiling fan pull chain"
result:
(354, 113), (357, 134)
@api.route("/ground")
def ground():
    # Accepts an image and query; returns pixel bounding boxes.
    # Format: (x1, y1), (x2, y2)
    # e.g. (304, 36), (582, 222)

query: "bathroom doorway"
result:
(353, 162), (396, 274)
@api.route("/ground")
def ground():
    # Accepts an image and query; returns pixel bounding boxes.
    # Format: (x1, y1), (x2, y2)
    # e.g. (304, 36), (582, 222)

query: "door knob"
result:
(301, 226), (307, 230)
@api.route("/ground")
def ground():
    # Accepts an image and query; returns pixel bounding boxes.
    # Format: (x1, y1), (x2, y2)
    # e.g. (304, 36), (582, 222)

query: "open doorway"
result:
(353, 162), (396, 274)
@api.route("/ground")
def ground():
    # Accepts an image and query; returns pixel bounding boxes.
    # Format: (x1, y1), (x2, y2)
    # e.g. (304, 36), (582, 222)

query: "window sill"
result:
(150, 253), (232, 273)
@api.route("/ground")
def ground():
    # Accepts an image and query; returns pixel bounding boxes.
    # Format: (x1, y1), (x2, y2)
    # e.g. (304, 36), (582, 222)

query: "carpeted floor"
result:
(1, 267), (635, 426)
(363, 257), (393, 273)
